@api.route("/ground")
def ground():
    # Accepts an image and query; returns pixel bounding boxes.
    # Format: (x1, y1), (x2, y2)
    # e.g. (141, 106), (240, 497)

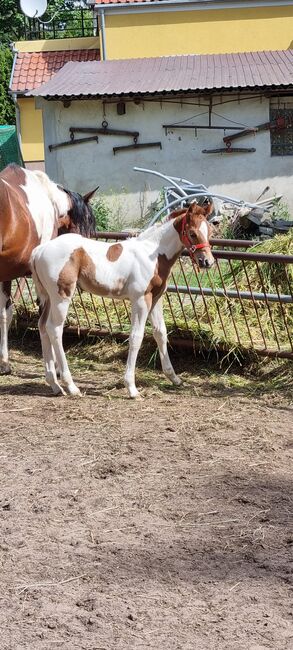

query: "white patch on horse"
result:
(199, 220), (208, 241)
(20, 169), (70, 243)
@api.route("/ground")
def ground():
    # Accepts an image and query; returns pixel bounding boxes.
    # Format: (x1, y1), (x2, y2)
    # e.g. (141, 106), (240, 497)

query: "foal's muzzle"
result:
(198, 256), (215, 269)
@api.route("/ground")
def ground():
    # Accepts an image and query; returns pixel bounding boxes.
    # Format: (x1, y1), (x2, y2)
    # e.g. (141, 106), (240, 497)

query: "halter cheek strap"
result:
(180, 215), (211, 254)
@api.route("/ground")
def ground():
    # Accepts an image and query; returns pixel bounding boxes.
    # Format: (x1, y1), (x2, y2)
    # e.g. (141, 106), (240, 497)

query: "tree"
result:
(0, 45), (15, 124)
(0, 1), (26, 43)
(0, 0), (92, 125)
(0, 1), (26, 125)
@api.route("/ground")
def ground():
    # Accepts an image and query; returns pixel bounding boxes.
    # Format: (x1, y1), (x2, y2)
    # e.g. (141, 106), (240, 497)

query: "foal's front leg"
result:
(124, 296), (150, 398)
(149, 298), (182, 387)
(0, 281), (13, 374)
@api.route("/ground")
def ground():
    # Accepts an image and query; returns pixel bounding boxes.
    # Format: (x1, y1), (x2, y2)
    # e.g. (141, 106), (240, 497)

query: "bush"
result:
(91, 196), (111, 231)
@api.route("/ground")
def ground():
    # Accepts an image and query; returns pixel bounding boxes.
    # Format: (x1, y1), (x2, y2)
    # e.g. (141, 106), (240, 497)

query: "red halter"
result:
(180, 214), (211, 257)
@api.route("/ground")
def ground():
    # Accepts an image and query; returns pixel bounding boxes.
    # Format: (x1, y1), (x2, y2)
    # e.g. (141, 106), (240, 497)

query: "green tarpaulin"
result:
(0, 125), (24, 171)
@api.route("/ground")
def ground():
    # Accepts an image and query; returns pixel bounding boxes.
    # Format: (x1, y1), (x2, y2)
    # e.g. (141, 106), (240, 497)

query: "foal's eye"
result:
(189, 231), (197, 241)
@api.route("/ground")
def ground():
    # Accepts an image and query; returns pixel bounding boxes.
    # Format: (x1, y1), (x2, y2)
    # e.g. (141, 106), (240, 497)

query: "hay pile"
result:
(167, 231), (293, 354)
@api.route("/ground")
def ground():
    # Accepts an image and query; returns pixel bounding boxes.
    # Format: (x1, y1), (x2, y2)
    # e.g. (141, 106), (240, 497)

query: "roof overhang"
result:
(89, 0), (293, 15)
(27, 51), (293, 101)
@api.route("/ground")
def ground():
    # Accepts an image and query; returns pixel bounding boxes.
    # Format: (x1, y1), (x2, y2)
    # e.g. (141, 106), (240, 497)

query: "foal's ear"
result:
(83, 186), (99, 203)
(186, 201), (198, 217)
(168, 207), (187, 220)
(202, 200), (214, 218)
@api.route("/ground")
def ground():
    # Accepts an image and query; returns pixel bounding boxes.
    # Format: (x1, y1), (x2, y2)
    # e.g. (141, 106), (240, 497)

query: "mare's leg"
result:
(38, 299), (65, 396)
(45, 299), (81, 397)
(0, 281), (13, 374)
(149, 298), (182, 386)
(124, 296), (150, 398)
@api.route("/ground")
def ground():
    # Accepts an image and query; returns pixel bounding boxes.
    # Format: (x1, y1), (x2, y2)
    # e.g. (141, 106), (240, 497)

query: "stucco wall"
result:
(40, 94), (293, 224)
(18, 98), (44, 162)
(104, 6), (293, 59)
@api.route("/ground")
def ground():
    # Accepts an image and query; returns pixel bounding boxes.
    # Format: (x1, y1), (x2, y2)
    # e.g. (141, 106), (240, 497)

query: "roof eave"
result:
(31, 84), (293, 101)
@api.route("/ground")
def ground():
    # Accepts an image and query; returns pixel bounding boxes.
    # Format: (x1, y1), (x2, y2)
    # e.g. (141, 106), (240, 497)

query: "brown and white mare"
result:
(0, 163), (97, 374)
(31, 201), (214, 398)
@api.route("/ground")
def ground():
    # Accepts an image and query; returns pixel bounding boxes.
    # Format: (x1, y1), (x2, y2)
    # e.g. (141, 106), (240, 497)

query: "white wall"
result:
(39, 93), (292, 224)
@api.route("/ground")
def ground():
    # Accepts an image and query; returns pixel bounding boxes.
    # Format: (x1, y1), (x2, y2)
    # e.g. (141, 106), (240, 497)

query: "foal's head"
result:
(174, 201), (215, 269)
(58, 187), (97, 238)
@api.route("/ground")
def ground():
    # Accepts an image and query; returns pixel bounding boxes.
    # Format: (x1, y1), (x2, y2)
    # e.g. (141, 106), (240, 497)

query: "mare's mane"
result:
(59, 187), (96, 236)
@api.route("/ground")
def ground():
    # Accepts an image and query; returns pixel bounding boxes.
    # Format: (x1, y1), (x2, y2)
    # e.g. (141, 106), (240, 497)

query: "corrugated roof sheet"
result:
(28, 50), (293, 99)
(11, 49), (100, 94)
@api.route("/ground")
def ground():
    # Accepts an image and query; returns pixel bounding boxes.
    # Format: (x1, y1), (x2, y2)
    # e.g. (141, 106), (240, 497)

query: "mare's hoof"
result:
(0, 362), (12, 375)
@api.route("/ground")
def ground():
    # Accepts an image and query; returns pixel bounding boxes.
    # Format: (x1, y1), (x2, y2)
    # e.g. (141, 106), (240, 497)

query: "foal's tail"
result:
(30, 246), (51, 327)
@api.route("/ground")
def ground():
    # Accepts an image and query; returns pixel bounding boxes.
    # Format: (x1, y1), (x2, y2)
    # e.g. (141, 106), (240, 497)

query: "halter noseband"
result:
(180, 214), (211, 258)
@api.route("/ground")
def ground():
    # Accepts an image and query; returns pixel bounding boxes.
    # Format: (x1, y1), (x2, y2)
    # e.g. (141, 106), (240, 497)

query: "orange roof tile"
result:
(10, 48), (100, 94)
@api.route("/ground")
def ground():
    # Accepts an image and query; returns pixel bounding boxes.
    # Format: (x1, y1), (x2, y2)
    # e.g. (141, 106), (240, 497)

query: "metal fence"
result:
(13, 234), (293, 361)
(21, 9), (97, 41)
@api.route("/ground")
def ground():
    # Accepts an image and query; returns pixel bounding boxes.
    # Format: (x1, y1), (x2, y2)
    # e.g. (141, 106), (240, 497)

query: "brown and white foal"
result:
(31, 201), (214, 398)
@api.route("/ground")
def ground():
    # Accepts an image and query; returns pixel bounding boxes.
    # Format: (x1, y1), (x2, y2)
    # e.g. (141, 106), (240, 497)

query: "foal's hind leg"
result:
(0, 281), (13, 374)
(38, 299), (65, 396)
(45, 299), (81, 397)
(149, 298), (182, 387)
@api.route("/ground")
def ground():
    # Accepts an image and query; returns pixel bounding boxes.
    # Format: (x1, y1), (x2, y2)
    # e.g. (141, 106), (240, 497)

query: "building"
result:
(90, 0), (293, 60)
(10, 0), (293, 169)
(28, 50), (293, 220)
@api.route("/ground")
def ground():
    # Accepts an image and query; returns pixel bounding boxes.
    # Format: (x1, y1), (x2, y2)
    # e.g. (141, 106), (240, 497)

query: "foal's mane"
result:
(137, 219), (172, 242)
(137, 202), (213, 243)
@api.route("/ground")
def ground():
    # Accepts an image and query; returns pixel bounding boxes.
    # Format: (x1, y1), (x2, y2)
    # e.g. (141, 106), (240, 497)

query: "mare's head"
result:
(58, 187), (97, 238)
(174, 201), (215, 269)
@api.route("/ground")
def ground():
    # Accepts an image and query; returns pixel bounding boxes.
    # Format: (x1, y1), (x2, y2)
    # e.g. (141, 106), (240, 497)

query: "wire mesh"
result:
(11, 236), (293, 360)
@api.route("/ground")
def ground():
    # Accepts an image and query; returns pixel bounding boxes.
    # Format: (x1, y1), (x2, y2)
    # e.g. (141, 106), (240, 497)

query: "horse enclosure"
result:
(12, 232), (293, 362)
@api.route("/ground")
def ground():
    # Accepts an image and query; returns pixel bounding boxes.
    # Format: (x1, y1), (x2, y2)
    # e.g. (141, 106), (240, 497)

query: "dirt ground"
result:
(0, 337), (292, 650)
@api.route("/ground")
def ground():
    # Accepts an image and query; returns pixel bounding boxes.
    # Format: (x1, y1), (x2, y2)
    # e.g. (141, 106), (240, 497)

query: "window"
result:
(270, 104), (293, 156)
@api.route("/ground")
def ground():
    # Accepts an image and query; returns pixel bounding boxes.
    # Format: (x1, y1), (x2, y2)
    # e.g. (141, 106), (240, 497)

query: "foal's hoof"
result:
(165, 372), (182, 386)
(68, 389), (83, 398)
(0, 362), (12, 375)
(52, 385), (67, 397)
(129, 391), (143, 400)
(172, 375), (183, 386)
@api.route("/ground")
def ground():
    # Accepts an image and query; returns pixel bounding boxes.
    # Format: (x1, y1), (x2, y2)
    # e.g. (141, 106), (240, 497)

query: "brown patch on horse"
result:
(58, 247), (125, 299)
(106, 243), (123, 262)
(38, 298), (50, 335)
(0, 165), (40, 281)
(145, 252), (179, 307)
(1, 164), (27, 188)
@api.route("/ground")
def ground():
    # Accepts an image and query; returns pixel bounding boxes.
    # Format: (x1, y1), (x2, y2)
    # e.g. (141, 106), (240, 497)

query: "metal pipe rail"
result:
(168, 285), (293, 304)
(12, 233), (293, 361)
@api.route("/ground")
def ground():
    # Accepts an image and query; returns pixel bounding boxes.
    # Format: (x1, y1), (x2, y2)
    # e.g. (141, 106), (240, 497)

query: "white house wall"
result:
(40, 94), (293, 223)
